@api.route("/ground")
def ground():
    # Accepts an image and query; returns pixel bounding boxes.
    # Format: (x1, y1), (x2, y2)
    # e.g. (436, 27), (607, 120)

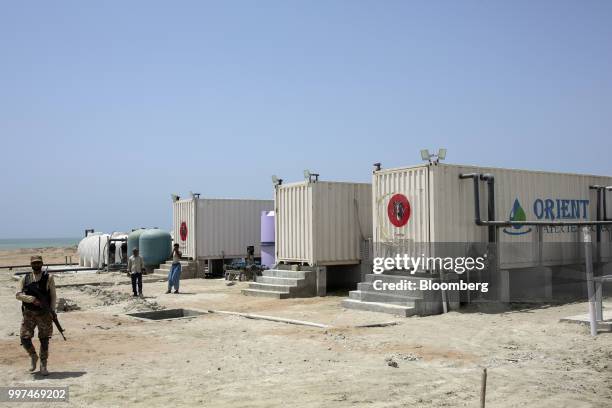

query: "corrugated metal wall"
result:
(275, 181), (372, 265)
(373, 165), (430, 260)
(432, 164), (612, 268)
(172, 199), (196, 259)
(312, 182), (372, 265)
(275, 182), (313, 263)
(197, 199), (274, 259)
(374, 163), (612, 269)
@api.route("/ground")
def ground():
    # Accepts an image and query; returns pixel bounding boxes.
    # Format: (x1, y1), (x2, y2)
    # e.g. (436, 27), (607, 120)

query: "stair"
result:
(152, 260), (198, 279)
(242, 265), (316, 298)
(342, 273), (455, 316)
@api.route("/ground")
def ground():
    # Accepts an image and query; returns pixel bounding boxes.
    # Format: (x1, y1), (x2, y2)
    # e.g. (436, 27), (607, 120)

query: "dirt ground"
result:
(1, 249), (611, 407)
(0, 246), (78, 267)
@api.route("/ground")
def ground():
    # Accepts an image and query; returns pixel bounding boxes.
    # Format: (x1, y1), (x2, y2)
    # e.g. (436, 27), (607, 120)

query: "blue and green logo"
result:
(503, 198), (532, 236)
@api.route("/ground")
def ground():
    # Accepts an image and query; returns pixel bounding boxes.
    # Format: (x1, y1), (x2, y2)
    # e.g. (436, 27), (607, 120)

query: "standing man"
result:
(15, 255), (56, 376)
(127, 248), (145, 297)
(166, 243), (182, 294)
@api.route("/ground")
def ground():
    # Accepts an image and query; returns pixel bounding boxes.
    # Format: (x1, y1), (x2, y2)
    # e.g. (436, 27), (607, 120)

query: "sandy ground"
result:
(0, 256), (611, 407)
(0, 247), (78, 268)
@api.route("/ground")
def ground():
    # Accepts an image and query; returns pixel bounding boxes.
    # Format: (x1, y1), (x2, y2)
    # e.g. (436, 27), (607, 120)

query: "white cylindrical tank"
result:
(77, 233), (110, 268)
(274, 180), (372, 266)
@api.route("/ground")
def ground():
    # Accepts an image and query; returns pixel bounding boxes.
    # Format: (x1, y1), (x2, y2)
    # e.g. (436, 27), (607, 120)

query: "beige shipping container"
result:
(275, 180), (372, 266)
(374, 162), (612, 269)
(173, 197), (274, 260)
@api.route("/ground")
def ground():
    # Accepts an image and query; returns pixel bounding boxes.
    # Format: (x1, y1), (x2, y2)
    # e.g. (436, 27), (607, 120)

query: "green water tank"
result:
(127, 228), (146, 257)
(139, 228), (172, 267)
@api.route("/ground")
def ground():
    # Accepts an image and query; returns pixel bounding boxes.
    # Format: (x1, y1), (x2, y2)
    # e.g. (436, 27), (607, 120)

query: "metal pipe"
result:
(1, 263), (79, 270)
(459, 173), (484, 225)
(480, 173), (496, 243)
(460, 175), (612, 228)
(582, 227), (597, 336)
(13, 267), (101, 275)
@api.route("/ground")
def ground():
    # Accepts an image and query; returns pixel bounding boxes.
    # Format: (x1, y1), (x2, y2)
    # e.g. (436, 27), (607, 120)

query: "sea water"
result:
(0, 238), (80, 250)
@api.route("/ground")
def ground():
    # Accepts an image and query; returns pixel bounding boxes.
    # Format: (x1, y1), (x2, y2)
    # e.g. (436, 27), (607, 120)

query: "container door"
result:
(373, 166), (430, 263)
(173, 198), (196, 259)
(275, 182), (313, 264)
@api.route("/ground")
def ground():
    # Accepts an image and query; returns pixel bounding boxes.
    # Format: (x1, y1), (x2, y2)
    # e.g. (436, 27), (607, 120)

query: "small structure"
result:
(172, 195), (274, 276)
(243, 175), (372, 298)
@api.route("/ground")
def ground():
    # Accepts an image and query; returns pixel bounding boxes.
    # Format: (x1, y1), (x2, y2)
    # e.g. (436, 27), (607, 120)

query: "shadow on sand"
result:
(33, 371), (86, 380)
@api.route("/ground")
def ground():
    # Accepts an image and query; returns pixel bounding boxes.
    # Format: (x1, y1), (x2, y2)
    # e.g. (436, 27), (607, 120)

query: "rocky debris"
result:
(77, 285), (165, 312)
(56, 297), (80, 312)
(385, 352), (421, 367)
(385, 357), (399, 368)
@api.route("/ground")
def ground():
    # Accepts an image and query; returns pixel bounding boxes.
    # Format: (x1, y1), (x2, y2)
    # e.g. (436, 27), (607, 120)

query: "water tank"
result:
(261, 211), (275, 268)
(127, 229), (146, 257)
(77, 233), (110, 268)
(139, 228), (172, 267)
(261, 211), (275, 244)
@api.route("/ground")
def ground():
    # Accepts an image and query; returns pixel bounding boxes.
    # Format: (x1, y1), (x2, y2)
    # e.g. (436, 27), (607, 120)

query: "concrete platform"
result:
(559, 309), (612, 332)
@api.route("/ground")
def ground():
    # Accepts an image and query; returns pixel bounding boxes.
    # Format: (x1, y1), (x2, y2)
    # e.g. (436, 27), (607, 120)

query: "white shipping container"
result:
(374, 163), (612, 269)
(275, 181), (372, 266)
(173, 198), (274, 260)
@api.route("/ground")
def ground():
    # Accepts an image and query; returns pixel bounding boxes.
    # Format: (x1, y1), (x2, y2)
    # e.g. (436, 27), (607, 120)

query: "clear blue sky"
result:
(1, 1), (611, 238)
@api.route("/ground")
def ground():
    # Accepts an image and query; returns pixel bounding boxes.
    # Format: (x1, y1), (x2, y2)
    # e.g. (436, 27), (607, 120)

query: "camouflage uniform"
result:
(16, 255), (56, 374)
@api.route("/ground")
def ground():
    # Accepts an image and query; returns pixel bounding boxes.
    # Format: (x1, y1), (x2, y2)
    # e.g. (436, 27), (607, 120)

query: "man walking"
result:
(127, 248), (145, 297)
(166, 243), (182, 294)
(15, 255), (56, 376)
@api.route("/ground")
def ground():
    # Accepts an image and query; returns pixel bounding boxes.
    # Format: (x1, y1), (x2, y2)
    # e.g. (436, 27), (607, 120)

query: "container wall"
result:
(275, 181), (372, 265)
(197, 199), (274, 259)
(312, 182), (372, 265)
(172, 199), (196, 259)
(430, 164), (612, 268)
(372, 165), (431, 260)
(374, 163), (612, 269)
(275, 182), (313, 264)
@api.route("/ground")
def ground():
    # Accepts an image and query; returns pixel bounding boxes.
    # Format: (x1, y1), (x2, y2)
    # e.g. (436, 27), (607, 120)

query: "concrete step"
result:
(357, 282), (425, 299)
(364, 273), (439, 283)
(341, 298), (416, 317)
(256, 276), (304, 287)
(247, 283), (291, 293)
(349, 290), (418, 305)
(158, 263), (194, 270)
(241, 289), (291, 299)
(262, 269), (313, 279)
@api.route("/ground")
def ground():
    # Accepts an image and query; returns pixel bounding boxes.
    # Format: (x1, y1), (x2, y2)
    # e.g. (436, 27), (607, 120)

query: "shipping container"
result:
(275, 180), (372, 266)
(374, 162), (612, 269)
(172, 198), (274, 260)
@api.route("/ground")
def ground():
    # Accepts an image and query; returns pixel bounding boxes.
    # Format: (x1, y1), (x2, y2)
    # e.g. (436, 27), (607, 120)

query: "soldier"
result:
(15, 255), (57, 376)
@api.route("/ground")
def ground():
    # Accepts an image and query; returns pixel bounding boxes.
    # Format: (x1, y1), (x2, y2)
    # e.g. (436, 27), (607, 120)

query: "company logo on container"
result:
(387, 193), (411, 227)
(503, 198), (532, 236)
(180, 222), (188, 241)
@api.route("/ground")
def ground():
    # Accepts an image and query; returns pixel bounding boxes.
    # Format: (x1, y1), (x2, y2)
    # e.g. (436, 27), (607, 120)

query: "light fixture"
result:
(189, 191), (200, 199)
(373, 162), (382, 171)
(272, 175), (283, 186)
(420, 148), (447, 163)
(170, 194), (180, 202)
(437, 148), (447, 161)
(303, 169), (319, 183)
